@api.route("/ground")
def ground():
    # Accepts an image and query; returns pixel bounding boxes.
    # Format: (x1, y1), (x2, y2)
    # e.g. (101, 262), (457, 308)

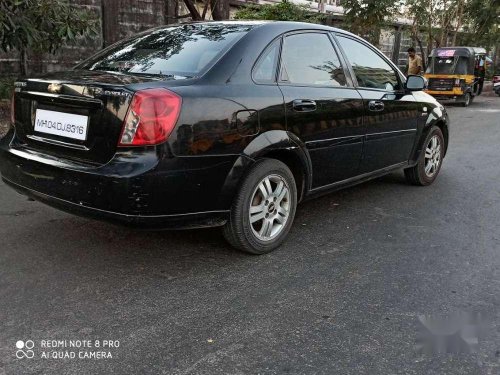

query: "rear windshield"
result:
(77, 24), (253, 78)
(426, 56), (469, 75)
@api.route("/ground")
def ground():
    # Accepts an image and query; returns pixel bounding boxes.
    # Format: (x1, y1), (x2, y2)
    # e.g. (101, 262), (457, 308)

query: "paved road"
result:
(1, 97), (499, 375)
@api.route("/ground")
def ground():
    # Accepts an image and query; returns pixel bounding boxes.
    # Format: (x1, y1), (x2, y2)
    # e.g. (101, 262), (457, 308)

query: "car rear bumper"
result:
(0, 130), (239, 229)
(1, 176), (228, 229)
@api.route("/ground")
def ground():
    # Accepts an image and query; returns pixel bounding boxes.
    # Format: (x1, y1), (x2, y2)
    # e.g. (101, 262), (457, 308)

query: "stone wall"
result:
(0, 0), (172, 75)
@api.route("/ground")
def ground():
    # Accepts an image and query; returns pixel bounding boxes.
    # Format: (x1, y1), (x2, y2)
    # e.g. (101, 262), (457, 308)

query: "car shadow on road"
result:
(21, 172), (405, 252)
(4, 170), (425, 285)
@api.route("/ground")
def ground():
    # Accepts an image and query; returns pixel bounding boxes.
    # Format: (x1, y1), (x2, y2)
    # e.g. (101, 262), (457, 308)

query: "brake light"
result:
(118, 88), (181, 146)
(10, 91), (15, 125)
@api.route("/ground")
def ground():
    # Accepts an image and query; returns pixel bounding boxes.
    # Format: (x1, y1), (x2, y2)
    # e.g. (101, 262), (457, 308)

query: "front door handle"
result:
(293, 99), (317, 112)
(368, 100), (385, 112)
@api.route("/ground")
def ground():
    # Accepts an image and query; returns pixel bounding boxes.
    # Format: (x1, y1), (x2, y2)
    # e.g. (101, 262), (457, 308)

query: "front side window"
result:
(280, 33), (347, 87)
(336, 35), (400, 91)
(78, 24), (253, 78)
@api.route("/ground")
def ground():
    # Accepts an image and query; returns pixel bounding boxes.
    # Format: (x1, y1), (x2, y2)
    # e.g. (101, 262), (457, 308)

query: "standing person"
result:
(407, 47), (423, 76)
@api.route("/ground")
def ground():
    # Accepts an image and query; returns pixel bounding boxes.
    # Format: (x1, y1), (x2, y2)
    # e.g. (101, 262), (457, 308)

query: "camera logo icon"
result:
(16, 340), (34, 359)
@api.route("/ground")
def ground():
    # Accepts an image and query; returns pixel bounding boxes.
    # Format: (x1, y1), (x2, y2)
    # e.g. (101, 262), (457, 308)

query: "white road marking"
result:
(467, 109), (500, 113)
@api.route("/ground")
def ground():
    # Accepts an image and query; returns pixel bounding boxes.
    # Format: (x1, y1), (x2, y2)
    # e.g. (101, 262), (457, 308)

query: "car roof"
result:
(194, 20), (402, 84)
(179, 20), (356, 37)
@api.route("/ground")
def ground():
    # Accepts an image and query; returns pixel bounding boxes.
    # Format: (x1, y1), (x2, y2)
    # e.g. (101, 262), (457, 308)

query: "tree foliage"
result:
(401, 0), (499, 72)
(461, 0), (500, 49)
(404, 0), (467, 54)
(341, 0), (400, 45)
(234, 0), (325, 24)
(0, 0), (99, 74)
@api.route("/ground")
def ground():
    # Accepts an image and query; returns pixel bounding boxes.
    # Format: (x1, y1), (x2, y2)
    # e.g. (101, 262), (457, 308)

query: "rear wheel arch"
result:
(219, 131), (311, 209)
(259, 149), (308, 203)
(243, 131), (311, 203)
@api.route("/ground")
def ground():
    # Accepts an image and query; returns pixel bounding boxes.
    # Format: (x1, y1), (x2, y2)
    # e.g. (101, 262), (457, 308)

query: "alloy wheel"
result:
(249, 174), (291, 241)
(424, 135), (442, 178)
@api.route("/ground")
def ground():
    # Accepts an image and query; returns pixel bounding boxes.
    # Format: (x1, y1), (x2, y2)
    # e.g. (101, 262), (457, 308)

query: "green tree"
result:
(341, 0), (401, 45)
(404, 0), (464, 54)
(234, 0), (325, 23)
(462, 0), (500, 74)
(403, 0), (499, 71)
(403, 0), (438, 67)
(0, 0), (99, 75)
(461, 0), (500, 49)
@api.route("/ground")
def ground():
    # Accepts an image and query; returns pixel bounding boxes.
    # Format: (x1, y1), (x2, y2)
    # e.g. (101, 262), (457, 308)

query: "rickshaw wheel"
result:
(461, 93), (472, 107)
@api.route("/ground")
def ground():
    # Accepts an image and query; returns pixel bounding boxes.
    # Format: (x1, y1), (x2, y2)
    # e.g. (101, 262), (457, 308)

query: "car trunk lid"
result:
(13, 70), (164, 165)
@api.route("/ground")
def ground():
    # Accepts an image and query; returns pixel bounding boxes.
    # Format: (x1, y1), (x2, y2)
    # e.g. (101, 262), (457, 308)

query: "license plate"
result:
(34, 109), (89, 141)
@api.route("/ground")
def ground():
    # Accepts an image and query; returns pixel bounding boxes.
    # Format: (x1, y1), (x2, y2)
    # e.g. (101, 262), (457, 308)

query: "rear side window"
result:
(253, 40), (280, 84)
(280, 33), (347, 87)
(78, 24), (253, 78)
(336, 35), (400, 91)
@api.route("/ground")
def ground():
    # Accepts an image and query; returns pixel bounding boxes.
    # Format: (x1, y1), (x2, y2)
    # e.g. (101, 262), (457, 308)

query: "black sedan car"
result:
(0, 21), (449, 254)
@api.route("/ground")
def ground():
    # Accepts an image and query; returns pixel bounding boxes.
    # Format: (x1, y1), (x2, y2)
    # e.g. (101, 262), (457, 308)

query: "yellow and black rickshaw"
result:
(424, 47), (487, 107)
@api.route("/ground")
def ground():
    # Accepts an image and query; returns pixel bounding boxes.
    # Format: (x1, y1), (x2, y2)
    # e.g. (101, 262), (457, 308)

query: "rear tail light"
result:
(118, 88), (181, 146)
(10, 90), (15, 125)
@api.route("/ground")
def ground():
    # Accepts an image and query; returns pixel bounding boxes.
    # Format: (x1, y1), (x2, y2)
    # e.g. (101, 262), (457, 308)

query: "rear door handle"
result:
(368, 100), (385, 112)
(293, 99), (317, 112)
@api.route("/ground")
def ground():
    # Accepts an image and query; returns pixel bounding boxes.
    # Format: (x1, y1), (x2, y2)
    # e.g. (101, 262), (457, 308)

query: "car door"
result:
(334, 34), (419, 173)
(277, 31), (365, 189)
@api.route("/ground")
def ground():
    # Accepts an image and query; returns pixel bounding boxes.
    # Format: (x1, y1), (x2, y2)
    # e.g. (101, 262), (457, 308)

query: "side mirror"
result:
(406, 75), (426, 91)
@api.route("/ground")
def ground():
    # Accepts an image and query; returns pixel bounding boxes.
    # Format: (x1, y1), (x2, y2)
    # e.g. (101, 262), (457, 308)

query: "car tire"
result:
(223, 158), (297, 254)
(404, 126), (445, 186)
(461, 92), (471, 107)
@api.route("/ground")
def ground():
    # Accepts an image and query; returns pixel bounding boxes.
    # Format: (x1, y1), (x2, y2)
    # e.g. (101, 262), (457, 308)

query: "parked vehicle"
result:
(0, 21), (449, 254)
(424, 46), (487, 107)
(493, 75), (500, 96)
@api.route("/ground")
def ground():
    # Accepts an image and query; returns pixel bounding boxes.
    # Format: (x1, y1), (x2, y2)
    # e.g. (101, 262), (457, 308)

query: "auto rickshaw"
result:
(424, 47), (487, 107)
